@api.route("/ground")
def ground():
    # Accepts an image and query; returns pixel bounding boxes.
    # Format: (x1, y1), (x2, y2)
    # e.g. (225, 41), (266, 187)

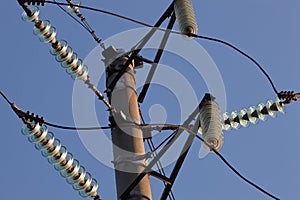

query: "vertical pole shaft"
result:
(106, 55), (152, 200)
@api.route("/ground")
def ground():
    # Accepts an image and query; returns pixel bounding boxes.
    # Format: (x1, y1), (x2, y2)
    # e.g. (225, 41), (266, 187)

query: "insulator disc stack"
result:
(222, 98), (285, 131)
(21, 124), (99, 198)
(174, 0), (198, 35)
(199, 95), (224, 151)
(21, 6), (88, 81)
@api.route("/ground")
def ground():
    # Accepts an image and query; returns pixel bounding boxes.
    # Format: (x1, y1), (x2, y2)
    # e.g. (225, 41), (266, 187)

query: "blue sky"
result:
(1, 1), (300, 200)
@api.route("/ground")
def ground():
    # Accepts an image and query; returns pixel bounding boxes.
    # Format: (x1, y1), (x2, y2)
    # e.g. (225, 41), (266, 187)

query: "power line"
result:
(123, 123), (280, 200)
(27, 0), (281, 95)
(14, 2), (296, 199)
(190, 132), (280, 200)
(12, 1), (287, 95)
(63, 0), (105, 48)
(146, 122), (280, 200)
(150, 131), (177, 153)
(189, 33), (279, 95)
(54, 0), (90, 33)
(45, 1), (153, 28)
(0, 88), (282, 199)
(0, 89), (292, 133)
(44, 121), (111, 130)
(0, 90), (13, 105)
(0, 89), (179, 132)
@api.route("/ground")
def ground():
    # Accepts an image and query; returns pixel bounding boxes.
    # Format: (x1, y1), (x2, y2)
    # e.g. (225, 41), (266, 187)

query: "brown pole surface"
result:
(106, 55), (152, 200)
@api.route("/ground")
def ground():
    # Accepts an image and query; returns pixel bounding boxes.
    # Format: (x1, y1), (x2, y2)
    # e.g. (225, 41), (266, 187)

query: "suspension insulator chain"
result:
(222, 98), (285, 131)
(19, 5), (112, 110)
(21, 121), (100, 198)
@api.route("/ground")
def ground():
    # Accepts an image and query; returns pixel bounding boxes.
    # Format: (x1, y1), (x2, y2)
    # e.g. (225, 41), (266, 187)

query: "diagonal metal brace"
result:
(105, 2), (175, 95)
(138, 12), (176, 103)
(120, 101), (202, 200)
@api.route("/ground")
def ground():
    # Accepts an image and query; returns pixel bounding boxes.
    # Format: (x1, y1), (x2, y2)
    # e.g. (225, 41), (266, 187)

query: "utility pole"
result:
(103, 46), (152, 200)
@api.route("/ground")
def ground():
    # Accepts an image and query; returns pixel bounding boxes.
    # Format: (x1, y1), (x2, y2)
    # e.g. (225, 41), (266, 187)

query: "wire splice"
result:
(21, 122), (100, 198)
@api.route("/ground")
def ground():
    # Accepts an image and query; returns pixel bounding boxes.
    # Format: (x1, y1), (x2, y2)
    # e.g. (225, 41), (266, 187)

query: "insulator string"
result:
(21, 121), (100, 198)
(21, 6), (88, 80)
(222, 98), (285, 131)
(0, 89), (287, 199)
(20, 5), (112, 110)
(21, 0), (288, 96)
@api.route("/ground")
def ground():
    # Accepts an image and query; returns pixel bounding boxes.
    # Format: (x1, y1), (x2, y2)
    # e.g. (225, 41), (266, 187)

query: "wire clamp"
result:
(278, 90), (300, 104)
(18, 0), (46, 6)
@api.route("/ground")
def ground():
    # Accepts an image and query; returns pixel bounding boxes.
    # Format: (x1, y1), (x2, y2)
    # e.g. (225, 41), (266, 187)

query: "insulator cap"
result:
(21, 6), (39, 22)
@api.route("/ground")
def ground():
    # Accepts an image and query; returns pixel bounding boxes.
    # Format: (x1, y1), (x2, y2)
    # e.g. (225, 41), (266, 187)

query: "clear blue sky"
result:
(1, 1), (300, 200)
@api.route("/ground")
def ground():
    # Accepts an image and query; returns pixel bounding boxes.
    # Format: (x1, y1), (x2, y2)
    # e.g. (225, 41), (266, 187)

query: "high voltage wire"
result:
(41, 0), (281, 95)
(0, 89), (178, 132)
(188, 33), (279, 95)
(14, 1), (299, 200)
(45, 122), (111, 130)
(181, 127), (280, 200)
(0, 92), (281, 200)
(62, 0), (105, 48)
(194, 136), (280, 200)
(0, 90), (13, 105)
(21, 1), (299, 100)
(54, 0), (90, 33)
(44, 1), (153, 28)
(0, 89), (293, 133)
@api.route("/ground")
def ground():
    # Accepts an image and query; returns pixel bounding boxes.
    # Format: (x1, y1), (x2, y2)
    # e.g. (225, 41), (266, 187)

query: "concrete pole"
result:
(104, 46), (152, 200)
